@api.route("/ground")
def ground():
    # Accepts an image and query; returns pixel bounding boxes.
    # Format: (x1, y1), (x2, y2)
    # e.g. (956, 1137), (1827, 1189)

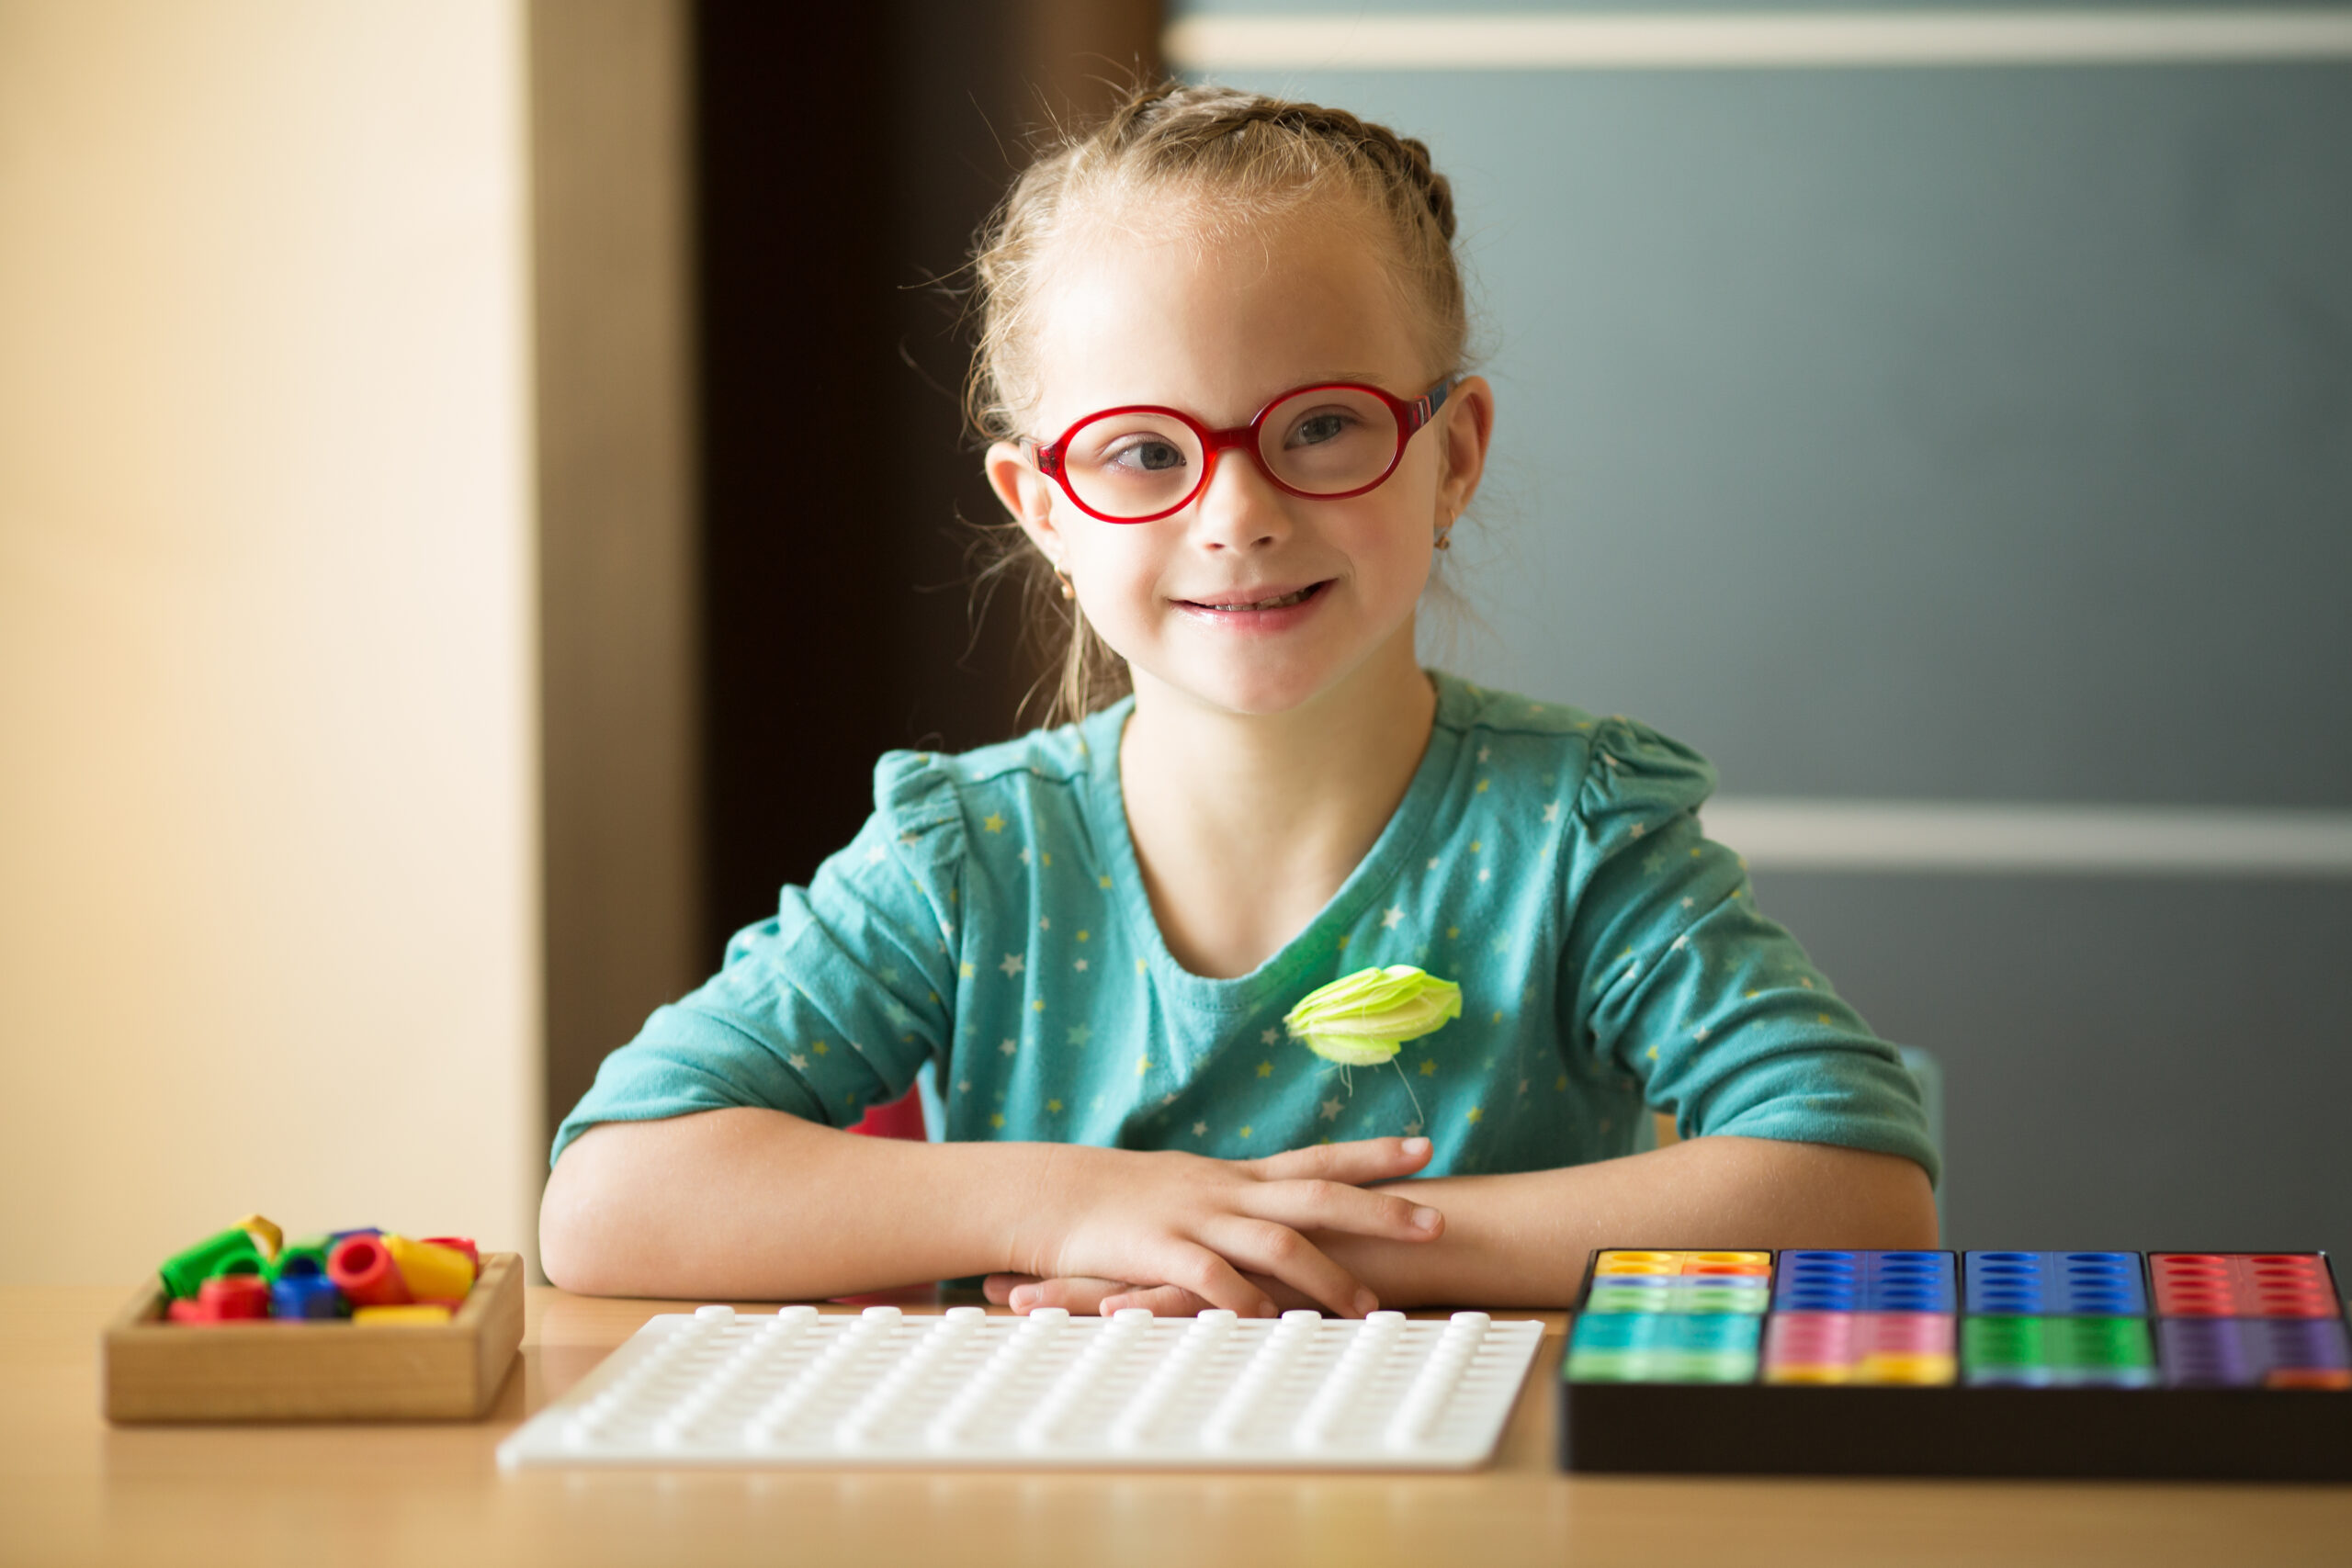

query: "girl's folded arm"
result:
(540, 1107), (1453, 1314)
(1322, 1134), (1935, 1310)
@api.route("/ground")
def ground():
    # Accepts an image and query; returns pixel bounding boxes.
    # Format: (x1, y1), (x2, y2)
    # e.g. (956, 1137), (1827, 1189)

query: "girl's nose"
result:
(1188, 445), (1289, 551)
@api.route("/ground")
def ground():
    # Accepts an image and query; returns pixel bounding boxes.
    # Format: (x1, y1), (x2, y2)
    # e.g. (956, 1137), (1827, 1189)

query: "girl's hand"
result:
(999, 1135), (1440, 1317)
(982, 1272), (1300, 1317)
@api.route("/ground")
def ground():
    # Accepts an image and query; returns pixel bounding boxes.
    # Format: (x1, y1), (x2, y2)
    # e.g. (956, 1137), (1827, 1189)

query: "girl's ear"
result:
(1433, 375), (1497, 523)
(986, 440), (1067, 565)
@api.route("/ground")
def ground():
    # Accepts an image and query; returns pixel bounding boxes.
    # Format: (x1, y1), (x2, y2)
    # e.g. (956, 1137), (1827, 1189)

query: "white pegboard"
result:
(499, 1303), (1544, 1472)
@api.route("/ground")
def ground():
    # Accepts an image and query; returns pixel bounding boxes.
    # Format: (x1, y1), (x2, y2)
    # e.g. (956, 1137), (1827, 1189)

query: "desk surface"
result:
(7, 1285), (2350, 1567)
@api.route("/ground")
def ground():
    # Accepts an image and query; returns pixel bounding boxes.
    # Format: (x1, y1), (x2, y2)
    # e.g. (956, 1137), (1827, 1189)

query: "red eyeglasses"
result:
(1029, 378), (1453, 524)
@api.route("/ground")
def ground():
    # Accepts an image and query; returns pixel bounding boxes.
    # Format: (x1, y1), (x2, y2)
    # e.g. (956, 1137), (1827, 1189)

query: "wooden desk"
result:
(7, 1284), (2349, 1566)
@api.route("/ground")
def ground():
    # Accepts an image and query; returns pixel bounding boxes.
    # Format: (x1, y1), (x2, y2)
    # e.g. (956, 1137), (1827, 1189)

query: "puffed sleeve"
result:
(1558, 718), (1939, 1183)
(548, 750), (965, 1165)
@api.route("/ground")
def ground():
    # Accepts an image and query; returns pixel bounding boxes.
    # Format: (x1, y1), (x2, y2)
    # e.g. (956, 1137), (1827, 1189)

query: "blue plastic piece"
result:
(270, 1272), (345, 1320)
(1964, 1251), (2148, 1316)
(1772, 1250), (1956, 1313)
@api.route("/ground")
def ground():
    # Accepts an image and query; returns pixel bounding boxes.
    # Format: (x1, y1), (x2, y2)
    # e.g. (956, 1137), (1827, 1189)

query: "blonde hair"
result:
(967, 82), (1473, 726)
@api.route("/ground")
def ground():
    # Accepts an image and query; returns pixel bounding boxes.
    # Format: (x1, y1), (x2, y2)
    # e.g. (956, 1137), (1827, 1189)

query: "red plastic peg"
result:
(327, 1234), (413, 1306)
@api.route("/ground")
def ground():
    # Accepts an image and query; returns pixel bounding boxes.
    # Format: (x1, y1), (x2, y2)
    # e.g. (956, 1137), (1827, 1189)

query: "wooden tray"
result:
(103, 1251), (524, 1422)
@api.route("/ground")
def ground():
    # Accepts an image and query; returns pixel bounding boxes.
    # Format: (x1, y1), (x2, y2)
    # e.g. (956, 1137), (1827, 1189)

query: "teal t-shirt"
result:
(552, 672), (1938, 1184)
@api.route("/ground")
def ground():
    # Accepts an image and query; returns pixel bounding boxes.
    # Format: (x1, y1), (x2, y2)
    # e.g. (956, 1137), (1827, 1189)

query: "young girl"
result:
(539, 84), (1938, 1317)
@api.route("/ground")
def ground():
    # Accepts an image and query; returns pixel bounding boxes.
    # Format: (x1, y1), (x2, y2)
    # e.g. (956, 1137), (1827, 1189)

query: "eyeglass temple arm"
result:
(1408, 378), (1453, 433)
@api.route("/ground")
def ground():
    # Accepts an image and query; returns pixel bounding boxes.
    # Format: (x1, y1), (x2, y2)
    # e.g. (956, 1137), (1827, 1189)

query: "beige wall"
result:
(0, 1), (540, 1283)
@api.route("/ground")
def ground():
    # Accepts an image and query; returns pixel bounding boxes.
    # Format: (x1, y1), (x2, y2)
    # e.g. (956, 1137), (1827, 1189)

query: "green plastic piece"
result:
(1963, 1314), (2154, 1377)
(156, 1227), (265, 1300)
(1583, 1282), (1769, 1315)
(2051, 1315), (2154, 1370)
(267, 1238), (332, 1284)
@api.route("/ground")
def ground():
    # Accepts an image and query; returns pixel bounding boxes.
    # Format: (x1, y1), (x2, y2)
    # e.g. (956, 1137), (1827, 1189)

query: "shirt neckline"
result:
(1080, 671), (1469, 1014)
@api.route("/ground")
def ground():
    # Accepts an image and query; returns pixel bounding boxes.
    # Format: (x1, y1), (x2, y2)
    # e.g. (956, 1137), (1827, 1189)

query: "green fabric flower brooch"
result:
(1283, 964), (1464, 1066)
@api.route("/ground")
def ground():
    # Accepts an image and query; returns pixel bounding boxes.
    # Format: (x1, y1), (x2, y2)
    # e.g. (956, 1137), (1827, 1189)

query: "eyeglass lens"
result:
(1060, 386), (1402, 519)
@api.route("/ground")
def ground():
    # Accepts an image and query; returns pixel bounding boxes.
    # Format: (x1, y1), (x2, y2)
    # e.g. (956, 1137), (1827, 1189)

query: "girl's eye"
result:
(1105, 437), (1187, 472)
(1285, 411), (1357, 448)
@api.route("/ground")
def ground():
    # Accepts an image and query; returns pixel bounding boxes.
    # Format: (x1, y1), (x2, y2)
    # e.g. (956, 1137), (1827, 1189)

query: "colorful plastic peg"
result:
(166, 1298), (223, 1325)
(198, 1273), (271, 1319)
(327, 1235), (412, 1306)
(419, 1236), (481, 1277)
(353, 1303), (452, 1326)
(268, 1238), (331, 1283)
(386, 1235), (474, 1303)
(232, 1213), (284, 1263)
(270, 1272), (344, 1320)
(158, 1227), (266, 1300)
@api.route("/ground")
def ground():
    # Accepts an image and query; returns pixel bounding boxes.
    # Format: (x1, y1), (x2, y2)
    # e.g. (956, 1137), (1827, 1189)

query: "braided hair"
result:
(967, 82), (1475, 724)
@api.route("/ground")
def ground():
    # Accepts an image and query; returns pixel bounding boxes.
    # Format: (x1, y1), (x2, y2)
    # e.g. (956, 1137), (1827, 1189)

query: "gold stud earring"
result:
(1433, 522), (1454, 552)
(1054, 566), (1075, 600)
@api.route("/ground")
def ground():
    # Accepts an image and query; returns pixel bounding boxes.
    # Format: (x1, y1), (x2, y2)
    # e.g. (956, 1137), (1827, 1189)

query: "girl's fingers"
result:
(1098, 1282), (1216, 1316)
(1241, 1175), (1443, 1243)
(1153, 1239), (1279, 1317)
(1003, 1276), (1125, 1314)
(1247, 1135), (1433, 1187)
(1200, 1214), (1376, 1318)
(982, 1273), (1041, 1306)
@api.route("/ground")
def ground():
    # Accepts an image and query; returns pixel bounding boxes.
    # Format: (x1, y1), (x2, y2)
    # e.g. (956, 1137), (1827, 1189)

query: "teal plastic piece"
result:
(1566, 1312), (1761, 1383)
(157, 1227), (265, 1301)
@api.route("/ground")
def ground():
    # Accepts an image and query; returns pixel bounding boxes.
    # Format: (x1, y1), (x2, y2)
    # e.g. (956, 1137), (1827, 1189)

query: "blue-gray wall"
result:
(1175, 1), (2352, 1255)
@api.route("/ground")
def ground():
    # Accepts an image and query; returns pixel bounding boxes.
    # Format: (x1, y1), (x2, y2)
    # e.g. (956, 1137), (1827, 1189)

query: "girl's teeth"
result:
(1210, 587), (1310, 611)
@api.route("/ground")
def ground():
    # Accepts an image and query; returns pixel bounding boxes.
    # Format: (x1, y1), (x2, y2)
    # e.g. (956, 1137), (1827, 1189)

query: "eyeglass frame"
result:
(1025, 378), (1454, 525)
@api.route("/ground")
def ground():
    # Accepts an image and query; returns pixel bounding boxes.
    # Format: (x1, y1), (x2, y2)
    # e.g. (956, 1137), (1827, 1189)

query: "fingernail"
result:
(1256, 1299), (1278, 1319)
(1402, 1136), (1430, 1155)
(1412, 1205), (1442, 1233)
(1353, 1290), (1379, 1317)
(1009, 1285), (1035, 1311)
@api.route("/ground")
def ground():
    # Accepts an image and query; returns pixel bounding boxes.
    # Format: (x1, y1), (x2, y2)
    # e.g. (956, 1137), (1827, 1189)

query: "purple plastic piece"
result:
(2159, 1315), (2352, 1387)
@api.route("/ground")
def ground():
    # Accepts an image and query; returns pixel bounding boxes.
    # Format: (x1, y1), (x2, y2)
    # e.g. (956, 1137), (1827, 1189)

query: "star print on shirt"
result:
(1256, 1062), (1272, 1078)
(788, 1054), (809, 1072)
(1542, 802), (1559, 823)
(1319, 1098), (1342, 1122)
(1261, 1027), (1280, 1045)
(999, 1038), (1016, 1056)
(1383, 906), (1405, 929)
(1404, 1120), (1423, 1136)
(1478, 746), (1491, 762)
(982, 813), (1005, 833)
(1074, 959), (1088, 972)
(1069, 1025), (1091, 1046)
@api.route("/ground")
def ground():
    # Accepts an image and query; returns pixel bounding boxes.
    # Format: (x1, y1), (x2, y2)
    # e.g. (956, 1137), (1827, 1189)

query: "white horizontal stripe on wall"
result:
(1703, 799), (2352, 876)
(1166, 10), (2352, 72)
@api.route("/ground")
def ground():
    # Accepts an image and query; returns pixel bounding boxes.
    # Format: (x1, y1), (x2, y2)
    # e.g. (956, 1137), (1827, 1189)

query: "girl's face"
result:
(987, 199), (1493, 722)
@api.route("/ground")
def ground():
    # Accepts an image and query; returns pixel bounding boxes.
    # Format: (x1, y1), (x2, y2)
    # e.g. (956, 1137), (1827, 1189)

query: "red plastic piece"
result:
(420, 1236), (481, 1277)
(327, 1234), (413, 1306)
(197, 1273), (270, 1319)
(848, 1088), (928, 1142)
(166, 1298), (223, 1325)
(2150, 1253), (2338, 1317)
